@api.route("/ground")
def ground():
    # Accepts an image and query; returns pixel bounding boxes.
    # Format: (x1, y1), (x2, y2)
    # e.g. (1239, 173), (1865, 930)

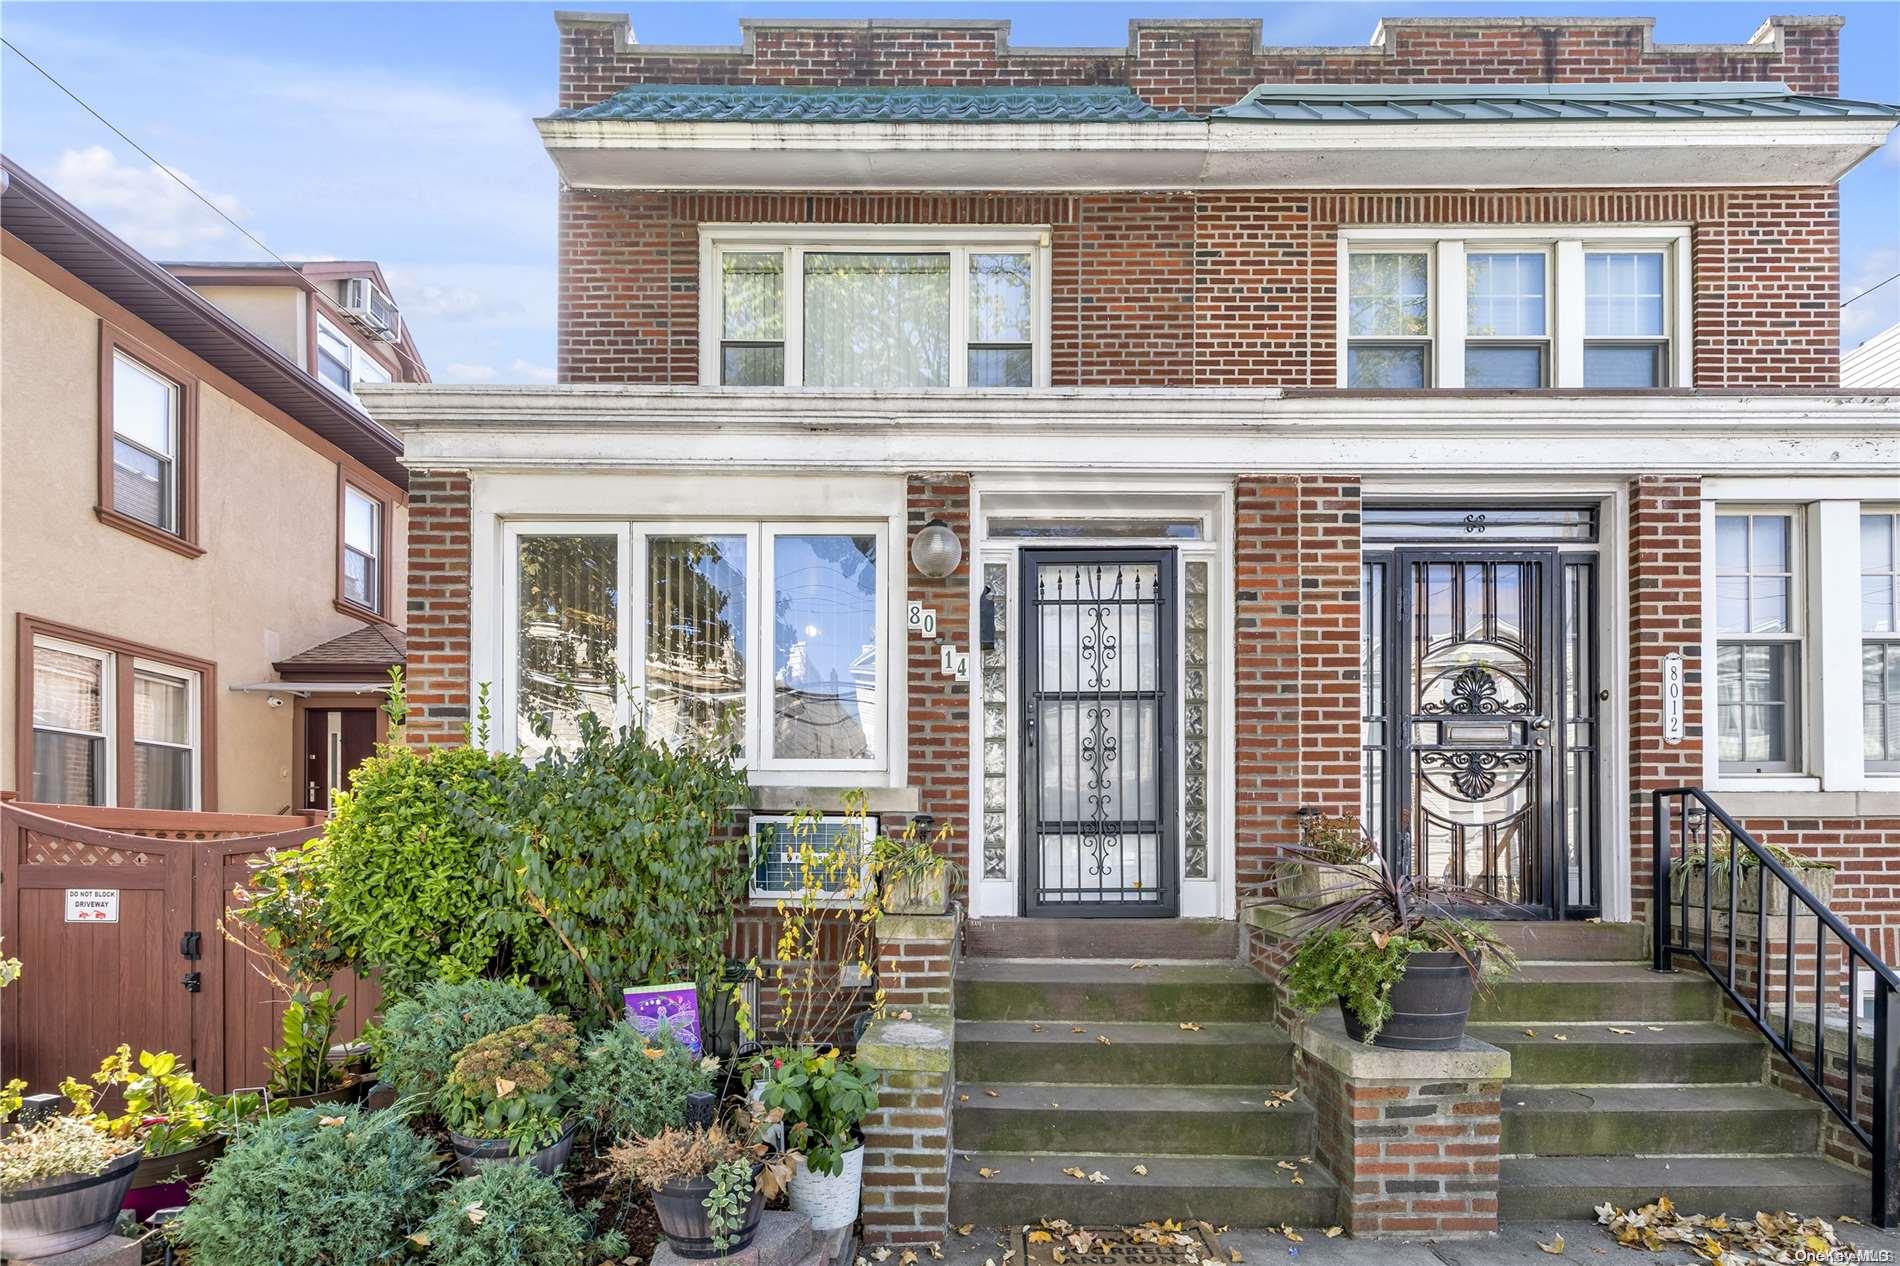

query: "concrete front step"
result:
(955, 959), (1273, 1023)
(1502, 1083), (1824, 1157)
(949, 1151), (1339, 1228)
(963, 918), (1239, 961)
(1499, 1155), (1869, 1221)
(953, 1082), (1315, 1157)
(956, 1020), (1294, 1086)
(1490, 921), (1649, 962)
(1474, 964), (1718, 1023)
(1469, 1022), (1766, 1086)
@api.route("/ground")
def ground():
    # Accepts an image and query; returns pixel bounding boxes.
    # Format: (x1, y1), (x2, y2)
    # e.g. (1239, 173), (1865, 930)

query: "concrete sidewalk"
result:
(938, 1221), (1900, 1264)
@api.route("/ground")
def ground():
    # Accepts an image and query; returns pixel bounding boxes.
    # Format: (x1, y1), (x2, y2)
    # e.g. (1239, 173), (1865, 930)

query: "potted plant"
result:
(869, 819), (960, 916)
(1275, 813), (1375, 907)
(1269, 837), (1516, 1051)
(439, 1014), (583, 1176)
(0, 1111), (144, 1257)
(1671, 833), (1836, 920)
(576, 1021), (717, 1145)
(750, 1045), (878, 1231)
(59, 1045), (249, 1217)
(608, 1120), (785, 1259)
(263, 989), (358, 1110)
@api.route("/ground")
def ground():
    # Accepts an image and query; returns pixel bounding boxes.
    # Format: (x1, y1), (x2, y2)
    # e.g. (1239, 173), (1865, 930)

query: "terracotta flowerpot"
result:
(448, 1118), (579, 1177)
(0, 1146), (143, 1258)
(653, 1165), (765, 1260)
(1340, 950), (1480, 1051)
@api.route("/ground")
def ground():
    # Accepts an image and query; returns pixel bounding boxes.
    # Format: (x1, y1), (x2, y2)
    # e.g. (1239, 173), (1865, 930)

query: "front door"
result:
(1393, 551), (1561, 917)
(300, 708), (378, 811)
(1020, 549), (1177, 917)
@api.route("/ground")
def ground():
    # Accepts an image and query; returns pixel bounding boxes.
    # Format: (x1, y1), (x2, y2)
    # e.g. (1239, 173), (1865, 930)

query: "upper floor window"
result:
(316, 318), (354, 392)
(1865, 511), (1900, 771)
(1340, 229), (1687, 390)
(342, 473), (389, 615)
(703, 227), (1049, 389)
(98, 324), (200, 556)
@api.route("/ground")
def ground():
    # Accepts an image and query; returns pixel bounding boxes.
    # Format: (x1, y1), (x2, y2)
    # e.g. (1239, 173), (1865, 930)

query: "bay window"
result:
(703, 227), (1049, 388)
(1714, 511), (1801, 774)
(505, 520), (890, 777)
(1340, 228), (1687, 389)
(24, 622), (208, 809)
(1865, 511), (1900, 770)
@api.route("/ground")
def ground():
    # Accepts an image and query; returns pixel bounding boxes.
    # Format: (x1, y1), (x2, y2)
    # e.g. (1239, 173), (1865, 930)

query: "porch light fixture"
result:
(910, 518), (962, 579)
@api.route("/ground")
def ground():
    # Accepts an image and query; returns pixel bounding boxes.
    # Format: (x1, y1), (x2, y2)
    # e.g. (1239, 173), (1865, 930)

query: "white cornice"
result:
(537, 116), (1895, 191)
(360, 385), (1900, 477)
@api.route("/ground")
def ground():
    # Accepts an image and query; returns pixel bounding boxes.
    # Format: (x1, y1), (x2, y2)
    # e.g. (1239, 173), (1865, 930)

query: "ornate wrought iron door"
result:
(1394, 551), (1561, 916)
(1020, 549), (1177, 917)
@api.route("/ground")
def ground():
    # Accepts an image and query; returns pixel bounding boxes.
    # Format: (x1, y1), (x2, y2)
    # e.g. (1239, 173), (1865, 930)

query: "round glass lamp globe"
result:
(909, 519), (963, 579)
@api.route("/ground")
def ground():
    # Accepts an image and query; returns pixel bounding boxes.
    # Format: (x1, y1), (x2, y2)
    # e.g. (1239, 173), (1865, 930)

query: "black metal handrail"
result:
(1653, 787), (1900, 1227)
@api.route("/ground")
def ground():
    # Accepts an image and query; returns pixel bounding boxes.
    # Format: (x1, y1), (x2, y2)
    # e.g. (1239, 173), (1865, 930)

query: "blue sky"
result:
(3, 1), (1896, 382)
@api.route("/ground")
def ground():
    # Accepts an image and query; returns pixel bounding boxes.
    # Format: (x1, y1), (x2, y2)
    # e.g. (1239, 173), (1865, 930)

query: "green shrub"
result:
(175, 1106), (437, 1266)
(464, 709), (750, 1024)
(376, 978), (549, 1101)
(576, 1021), (714, 1143)
(439, 1015), (581, 1154)
(421, 1163), (621, 1266)
(320, 738), (519, 994)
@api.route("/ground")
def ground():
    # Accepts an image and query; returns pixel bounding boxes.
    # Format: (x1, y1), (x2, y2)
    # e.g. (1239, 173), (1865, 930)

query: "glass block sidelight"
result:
(1183, 560), (1210, 880)
(982, 562), (1010, 879)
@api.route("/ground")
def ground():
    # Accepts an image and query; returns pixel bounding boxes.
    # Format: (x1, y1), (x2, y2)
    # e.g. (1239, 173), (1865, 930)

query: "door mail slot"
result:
(1438, 720), (1516, 746)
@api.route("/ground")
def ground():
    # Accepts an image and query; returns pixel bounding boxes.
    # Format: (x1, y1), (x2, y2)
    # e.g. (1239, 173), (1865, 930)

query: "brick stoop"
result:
(949, 952), (1337, 1228)
(1487, 923), (1868, 1222)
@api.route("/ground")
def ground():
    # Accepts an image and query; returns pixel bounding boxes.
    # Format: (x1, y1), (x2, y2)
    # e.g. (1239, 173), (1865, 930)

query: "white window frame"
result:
(1861, 507), (1900, 773)
(30, 636), (117, 807)
(1462, 245), (1553, 388)
(1582, 248), (1673, 389)
(699, 224), (1054, 389)
(342, 483), (383, 615)
(1337, 226), (1692, 390)
(129, 659), (202, 811)
(746, 813), (875, 906)
(110, 349), (182, 533)
(1702, 481), (1900, 793)
(315, 316), (354, 396)
(1711, 506), (1806, 777)
(500, 517), (894, 780)
(1344, 245), (1436, 388)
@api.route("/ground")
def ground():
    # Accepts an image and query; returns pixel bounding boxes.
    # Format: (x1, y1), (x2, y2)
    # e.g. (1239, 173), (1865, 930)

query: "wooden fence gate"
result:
(0, 801), (376, 1094)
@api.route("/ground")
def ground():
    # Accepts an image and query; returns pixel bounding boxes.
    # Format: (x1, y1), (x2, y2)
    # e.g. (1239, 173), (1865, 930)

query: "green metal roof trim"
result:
(1214, 81), (1900, 123)
(552, 84), (1197, 124)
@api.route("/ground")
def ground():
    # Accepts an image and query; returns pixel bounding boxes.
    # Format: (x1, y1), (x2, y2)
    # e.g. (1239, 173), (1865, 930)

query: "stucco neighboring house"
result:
(362, 10), (1900, 1239)
(1, 156), (415, 815)
(1845, 320), (1900, 387)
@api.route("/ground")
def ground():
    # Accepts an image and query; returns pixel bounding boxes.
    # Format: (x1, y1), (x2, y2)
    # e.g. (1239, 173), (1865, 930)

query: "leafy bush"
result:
(439, 1015), (581, 1154)
(464, 710), (750, 1024)
(175, 1107), (437, 1266)
(421, 1164), (621, 1266)
(376, 978), (548, 1101)
(0, 1116), (132, 1192)
(751, 1046), (879, 1175)
(576, 1021), (714, 1143)
(320, 737), (519, 994)
(61, 1046), (238, 1156)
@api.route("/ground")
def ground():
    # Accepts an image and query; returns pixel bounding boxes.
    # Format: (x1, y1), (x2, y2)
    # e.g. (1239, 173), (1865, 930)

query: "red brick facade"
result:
(558, 187), (1840, 390)
(556, 14), (1840, 111)
(905, 476), (975, 879)
(402, 470), (473, 749)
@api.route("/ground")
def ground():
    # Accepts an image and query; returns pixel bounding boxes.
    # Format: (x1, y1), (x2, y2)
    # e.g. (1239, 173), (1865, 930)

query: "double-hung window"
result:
(340, 482), (385, 616)
(506, 521), (891, 779)
(1864, 511), (1900, 770)
(26, 624), (206, 809)
(1714, 512), (1802, 774)
(316, 318), (354, 393)
(705, 228), (1049, 388)
(1340, 229), (1685, 389)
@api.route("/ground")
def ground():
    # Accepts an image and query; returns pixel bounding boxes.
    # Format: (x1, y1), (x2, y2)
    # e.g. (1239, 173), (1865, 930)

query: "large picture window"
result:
(505, 521), (890, 776)
(704, 227), (1049, 389)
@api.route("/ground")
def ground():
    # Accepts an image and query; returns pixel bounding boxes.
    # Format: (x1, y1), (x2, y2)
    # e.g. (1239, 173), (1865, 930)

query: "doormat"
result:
(1010, 1221), (1232, 1266)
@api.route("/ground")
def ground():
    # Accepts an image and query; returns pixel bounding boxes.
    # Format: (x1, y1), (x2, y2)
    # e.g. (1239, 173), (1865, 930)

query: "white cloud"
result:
(49, 145), (249, 255)
(434, 358), (554, 385)
(439, 362), (500, 384)
(509, 358), (556, 384)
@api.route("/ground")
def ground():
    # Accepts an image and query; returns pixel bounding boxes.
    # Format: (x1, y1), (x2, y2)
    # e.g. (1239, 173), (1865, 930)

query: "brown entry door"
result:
(301, 708), (377, 811)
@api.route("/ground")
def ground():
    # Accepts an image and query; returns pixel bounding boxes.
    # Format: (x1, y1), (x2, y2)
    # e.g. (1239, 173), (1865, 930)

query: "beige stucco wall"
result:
(187, 284), (306, 367)
(1, 250), (407, 813)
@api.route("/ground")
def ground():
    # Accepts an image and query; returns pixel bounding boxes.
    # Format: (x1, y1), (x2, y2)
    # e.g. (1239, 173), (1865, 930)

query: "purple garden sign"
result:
(622, 981), (702, 1055)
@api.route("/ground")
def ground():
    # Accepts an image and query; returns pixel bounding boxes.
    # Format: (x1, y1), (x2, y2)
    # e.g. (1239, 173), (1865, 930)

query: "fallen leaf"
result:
(1228, 1250), (1243, 1263)
(1096, 1035), (1113, 1046)
(956, 1225), (975, 1237)
(1129, 961), (1148, 970)
(407, 1234), (431, 1248)
(1087, 1170), (1108, 1184)
(900, 1250), (918, 1266)
(1646, 1025), (1664, 1032)
(1281, 1226), (1302, 1243)
(1276, 1160), (1298, 1171)
(1179, 1022), (1203, 1032)
(1131, 1164), (1149, 1176)
(873, 1249), (892, 1262)
(1072, 1026), (1087, 1034)
(959, 1094), (969, 1102)
(1538, 1233), (1565, 1255)
(1027, 1232), (1055, 1245)
(463, 1202), (487, 1226)
(1553, 1033), (1569, 1041)
(494, 1077), (516, 1099)
(984, 1089), (1000, 1098)
(640, 1045), (665, 1061)
(1523, 1028), (1538, 1037)
(928, 1245), (943, 1261)
(1325, 1228), (1343, 1239)
(318, 1115), (346, 1127)
(1030, 1023), (1045, 1032)
(1052, 1250), (1066, 1264)
(978, 1167), (999, 1179)
(1608, 1027), (1635, 1036)
(1062, 1167), (1088, 1180)
(897, 1010), (914, 1021)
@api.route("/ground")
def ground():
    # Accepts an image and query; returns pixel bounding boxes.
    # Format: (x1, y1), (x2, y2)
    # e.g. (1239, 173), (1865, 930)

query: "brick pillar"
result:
(1628, 477), (1702, 925)
(859, 912), (957, 1245)
(404, 470), (472, 750)
(906, 476), (973, 875)
(1294, 1014), (1509, 1238)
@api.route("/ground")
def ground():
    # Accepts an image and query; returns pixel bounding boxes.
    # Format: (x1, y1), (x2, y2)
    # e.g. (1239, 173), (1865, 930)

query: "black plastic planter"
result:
(653, 1168), (765, 1260)
(1340, 950), (1480, 1051)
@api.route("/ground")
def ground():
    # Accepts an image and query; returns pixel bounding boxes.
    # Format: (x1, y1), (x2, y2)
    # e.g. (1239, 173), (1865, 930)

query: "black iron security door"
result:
(1393, 550), (1562, 917)
(1021, 549), (1178, 917)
